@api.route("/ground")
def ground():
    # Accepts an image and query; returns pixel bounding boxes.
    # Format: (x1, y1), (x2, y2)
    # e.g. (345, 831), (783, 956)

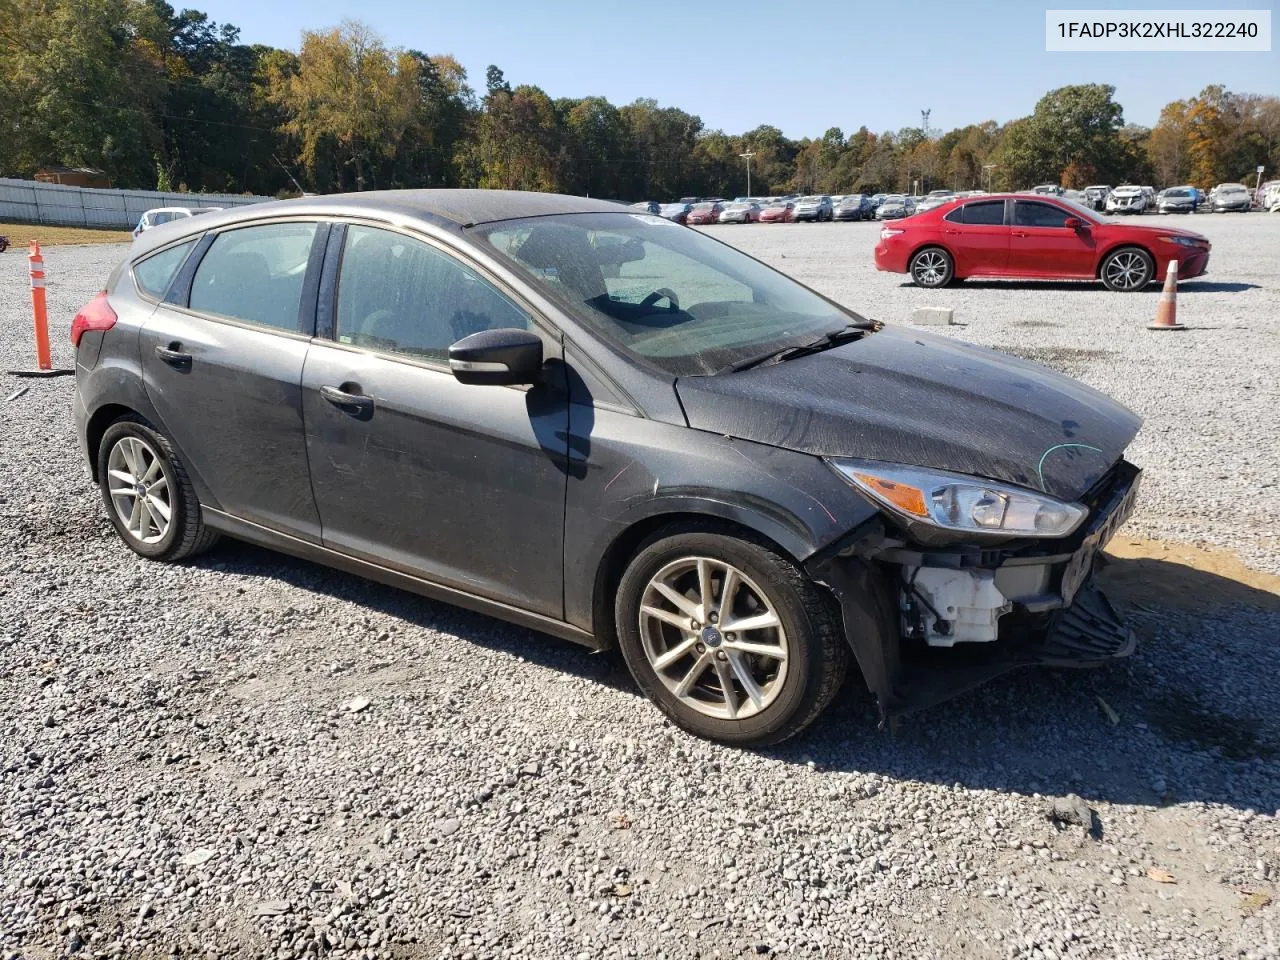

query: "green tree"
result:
(274, 20), (421, 192)
(1, 0), (169, 185)
(993, 84), (1134, 188)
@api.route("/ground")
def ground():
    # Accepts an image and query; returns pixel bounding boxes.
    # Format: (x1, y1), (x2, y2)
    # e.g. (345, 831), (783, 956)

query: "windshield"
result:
(800, 196), (824, 203)
(472, 212), (862, 377)
(1219, 186), (1246, 194)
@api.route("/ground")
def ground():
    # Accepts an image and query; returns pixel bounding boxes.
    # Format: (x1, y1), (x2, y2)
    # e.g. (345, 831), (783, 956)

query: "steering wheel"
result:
(639, 288), (680, 312)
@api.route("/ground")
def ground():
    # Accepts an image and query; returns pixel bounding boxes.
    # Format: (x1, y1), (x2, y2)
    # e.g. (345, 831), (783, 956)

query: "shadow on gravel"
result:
(195, 542), (1280, 813)
(194, 540), (636, 695)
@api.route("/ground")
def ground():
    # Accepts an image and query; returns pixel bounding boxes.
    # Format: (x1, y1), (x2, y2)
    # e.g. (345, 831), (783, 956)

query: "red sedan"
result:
(685, 202), (724, 225)
(758, 202), (795, 223)
(874, 194), (1211, 291)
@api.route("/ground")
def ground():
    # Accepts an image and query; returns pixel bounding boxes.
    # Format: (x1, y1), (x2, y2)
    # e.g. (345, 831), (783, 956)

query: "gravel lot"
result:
(1, 216), (1278, 960)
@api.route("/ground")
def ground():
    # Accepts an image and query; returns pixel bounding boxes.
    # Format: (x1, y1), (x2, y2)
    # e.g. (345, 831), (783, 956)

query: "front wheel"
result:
(615, 527), (848, 746)
(909, 247), (954, 288)
(1099, 247), (1154, 291)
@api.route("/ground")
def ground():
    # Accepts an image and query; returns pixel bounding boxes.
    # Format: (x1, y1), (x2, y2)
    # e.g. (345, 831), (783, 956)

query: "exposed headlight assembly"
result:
(828, 458), (1087, 538)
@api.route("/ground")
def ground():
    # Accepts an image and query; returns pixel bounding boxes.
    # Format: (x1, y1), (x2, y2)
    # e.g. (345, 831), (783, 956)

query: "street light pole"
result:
(739, 152), (755, 197)
(983, 164), (997, 193)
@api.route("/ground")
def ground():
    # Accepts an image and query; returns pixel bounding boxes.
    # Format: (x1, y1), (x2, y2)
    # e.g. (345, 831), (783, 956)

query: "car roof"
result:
(129, 189), (632, 258)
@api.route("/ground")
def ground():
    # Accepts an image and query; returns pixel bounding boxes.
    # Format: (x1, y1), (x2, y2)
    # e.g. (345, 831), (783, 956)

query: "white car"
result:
(1265, 183), (1280, 213)
(1106, 186), (1148, 215)
(131, 206), (223, 239)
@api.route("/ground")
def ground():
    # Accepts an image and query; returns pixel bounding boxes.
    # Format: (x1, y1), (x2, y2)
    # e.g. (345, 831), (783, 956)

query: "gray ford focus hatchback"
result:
(72, 190), (1143, 746)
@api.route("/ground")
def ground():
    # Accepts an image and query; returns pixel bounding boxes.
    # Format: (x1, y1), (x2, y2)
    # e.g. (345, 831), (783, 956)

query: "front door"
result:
(138, 220), (325, 539)
(301, 224), (569, 618)
(1007, 200), (1097, 278)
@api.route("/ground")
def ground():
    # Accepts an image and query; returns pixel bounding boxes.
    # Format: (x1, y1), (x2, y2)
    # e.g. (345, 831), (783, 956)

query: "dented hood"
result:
(675, 325), (1141, 502)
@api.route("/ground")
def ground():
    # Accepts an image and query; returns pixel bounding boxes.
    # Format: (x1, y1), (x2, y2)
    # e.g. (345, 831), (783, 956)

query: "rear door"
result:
(1007, 200), (1096, 278)
(942, 199), (1010, 276)
(138, 220), (326, 540)
(301, 223), (569, 617)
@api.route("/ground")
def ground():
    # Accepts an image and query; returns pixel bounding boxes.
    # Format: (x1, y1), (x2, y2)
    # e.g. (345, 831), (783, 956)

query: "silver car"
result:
(875, 195), (915, 220)
(1211, 184), (1252, 212)
(1156, 187), (1196, 214)
(792, 195), (834, 222)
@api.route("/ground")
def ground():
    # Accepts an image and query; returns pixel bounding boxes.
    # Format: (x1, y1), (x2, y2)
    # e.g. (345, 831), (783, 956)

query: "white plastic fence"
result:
(0, 178), (274, 229)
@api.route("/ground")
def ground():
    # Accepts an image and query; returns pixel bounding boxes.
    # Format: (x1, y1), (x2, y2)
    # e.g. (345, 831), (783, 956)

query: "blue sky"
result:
(198, 0), (1278, 138)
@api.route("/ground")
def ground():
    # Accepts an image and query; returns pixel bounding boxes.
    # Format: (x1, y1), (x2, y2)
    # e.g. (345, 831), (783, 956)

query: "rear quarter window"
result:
(133, 240), (197, 300)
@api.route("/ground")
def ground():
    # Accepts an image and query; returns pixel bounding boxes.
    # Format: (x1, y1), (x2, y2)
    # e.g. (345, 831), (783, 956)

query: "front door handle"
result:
(154, 343), (192, 367)
(320, 384), (375, 416)
(1011, 231), (1029, 238)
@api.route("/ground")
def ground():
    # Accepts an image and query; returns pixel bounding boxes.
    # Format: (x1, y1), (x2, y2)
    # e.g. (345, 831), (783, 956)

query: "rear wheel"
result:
(1099, 247), (1154, 291)
(909, 247), (954, 288)
(615, 526), (848, 746)
(97, 416), (219, 561)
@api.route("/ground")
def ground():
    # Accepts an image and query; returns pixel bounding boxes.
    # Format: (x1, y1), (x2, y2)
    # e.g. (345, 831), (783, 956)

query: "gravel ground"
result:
(1, 219), (1278, 960)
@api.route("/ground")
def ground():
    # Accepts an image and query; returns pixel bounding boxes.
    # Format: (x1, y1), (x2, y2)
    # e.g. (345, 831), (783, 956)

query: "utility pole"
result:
(739, 152), (755, 197)
(983, 164), (997, 193)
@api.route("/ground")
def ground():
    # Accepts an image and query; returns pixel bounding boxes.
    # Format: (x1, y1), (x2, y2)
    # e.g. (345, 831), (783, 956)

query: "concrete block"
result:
(910, 306), (954, 326)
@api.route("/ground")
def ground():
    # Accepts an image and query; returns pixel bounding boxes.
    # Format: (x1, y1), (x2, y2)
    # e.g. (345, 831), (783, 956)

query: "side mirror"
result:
(1063, 217), (1087, 230)
(448, 328), (543, 386)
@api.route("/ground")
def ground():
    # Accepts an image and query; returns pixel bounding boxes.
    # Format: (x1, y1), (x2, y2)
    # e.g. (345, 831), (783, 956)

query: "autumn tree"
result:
(274, 21), (422, 191)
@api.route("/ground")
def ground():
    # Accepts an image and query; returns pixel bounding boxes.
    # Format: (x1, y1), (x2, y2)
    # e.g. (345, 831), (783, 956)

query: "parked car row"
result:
(636, 178), (1270, 227)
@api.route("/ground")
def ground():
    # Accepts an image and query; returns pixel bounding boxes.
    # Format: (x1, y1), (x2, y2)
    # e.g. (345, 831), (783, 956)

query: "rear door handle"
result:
(154, 343), (192, 367)
(320, 384), (375, 416)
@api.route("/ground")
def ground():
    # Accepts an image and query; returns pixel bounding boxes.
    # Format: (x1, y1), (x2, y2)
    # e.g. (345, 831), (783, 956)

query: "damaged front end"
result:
(808, 459), (1141, 720)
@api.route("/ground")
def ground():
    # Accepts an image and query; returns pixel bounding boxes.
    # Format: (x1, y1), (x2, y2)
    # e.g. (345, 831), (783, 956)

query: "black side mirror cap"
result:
(448, 328), (543, 386)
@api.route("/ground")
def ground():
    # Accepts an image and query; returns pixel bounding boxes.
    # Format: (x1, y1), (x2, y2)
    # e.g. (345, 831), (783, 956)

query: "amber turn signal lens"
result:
(852, 473), (928, 517)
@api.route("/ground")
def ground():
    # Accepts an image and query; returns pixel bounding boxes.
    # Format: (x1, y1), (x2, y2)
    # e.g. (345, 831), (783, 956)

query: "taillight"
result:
(880, 227), (906, 240)
(70, 291), (117, 346)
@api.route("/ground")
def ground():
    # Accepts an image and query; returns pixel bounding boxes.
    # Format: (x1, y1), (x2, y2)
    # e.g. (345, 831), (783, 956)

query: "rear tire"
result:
(909, 247), (954, 288)
(97, 415), (220, 561)
(615, 525), (848, 747)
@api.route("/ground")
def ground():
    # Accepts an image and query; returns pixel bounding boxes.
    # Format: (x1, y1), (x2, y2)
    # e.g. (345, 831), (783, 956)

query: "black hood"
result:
(675, 325), (1141, 502)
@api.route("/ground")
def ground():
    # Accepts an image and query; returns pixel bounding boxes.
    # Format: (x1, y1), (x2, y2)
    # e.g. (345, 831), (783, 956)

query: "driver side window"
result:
(335, 226), (530, 363)
(1013, 201), (1071, 228)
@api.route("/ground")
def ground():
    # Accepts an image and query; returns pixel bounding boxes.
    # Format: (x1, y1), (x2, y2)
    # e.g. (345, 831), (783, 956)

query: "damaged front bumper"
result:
(809, 461), (1141, 719)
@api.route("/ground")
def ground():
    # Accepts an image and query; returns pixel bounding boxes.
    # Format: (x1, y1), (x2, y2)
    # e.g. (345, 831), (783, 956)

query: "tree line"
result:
(2, 2), (1277, 200)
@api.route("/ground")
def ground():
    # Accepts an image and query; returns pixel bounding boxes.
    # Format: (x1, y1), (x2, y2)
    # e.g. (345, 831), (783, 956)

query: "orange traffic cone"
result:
(1148, 260), (1185, 331)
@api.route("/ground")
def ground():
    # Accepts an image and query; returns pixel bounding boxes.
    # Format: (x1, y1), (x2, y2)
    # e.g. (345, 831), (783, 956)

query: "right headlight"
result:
(827, 458), (1087, 538)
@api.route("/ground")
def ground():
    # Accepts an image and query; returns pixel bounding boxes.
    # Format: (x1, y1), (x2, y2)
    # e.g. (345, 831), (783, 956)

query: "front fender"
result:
(563, 403), (878, 632)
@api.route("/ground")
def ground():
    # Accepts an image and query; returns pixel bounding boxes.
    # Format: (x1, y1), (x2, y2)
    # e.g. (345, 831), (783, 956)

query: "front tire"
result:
(615, 526), (848, 746)
(97, 415), (220, 561)
(909, 246), (954, 288)
(1099, 246), (1154, 291)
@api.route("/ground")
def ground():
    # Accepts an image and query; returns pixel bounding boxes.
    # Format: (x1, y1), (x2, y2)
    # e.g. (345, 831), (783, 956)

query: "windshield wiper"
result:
(719, 319), (881, 374)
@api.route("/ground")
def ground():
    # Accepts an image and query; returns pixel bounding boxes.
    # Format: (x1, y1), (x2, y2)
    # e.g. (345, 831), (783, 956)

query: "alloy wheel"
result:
(638, 556), (789, 720)
(912, 250), (950, 286)
(1103, 251), (1149, 290)
(106, 435), (173, 544)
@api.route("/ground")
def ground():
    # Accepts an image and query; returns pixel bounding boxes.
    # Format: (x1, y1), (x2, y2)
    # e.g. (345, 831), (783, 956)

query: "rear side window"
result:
(189, 223), (318, 331)
(946, 201), (1005, 225)
(133, 240), (196, 300)
(1013, 201), (1070, 228)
